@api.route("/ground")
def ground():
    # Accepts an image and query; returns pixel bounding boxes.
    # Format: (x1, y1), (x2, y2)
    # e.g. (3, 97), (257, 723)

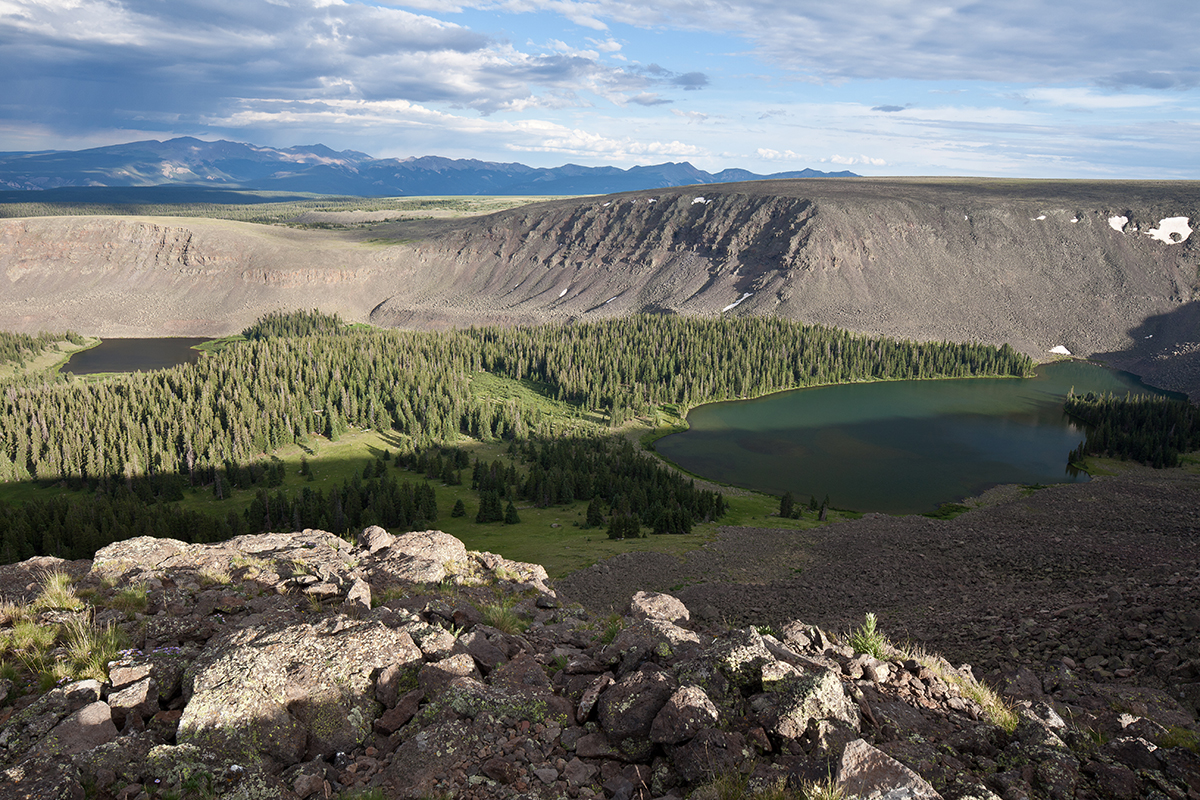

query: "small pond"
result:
(654, 360), (1181, 515)
(60, 338), (209, 375)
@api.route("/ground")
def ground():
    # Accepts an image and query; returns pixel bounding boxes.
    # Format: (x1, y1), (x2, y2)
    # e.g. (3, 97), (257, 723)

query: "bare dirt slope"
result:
(2, 178), (1198, 393)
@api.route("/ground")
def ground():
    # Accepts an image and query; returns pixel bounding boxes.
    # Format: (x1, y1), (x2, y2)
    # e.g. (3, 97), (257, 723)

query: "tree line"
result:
(1065, 391), (1200, 469)
(0, 331), (85, 368)
(0, 315), (1032, 489)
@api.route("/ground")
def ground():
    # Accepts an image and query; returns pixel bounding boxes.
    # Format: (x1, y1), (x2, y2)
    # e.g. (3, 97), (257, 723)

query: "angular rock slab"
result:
(369, 530), (469, 584)
(179, 616), (416, 766)
(839, 738), (943, 800)
(629, 590), (690, 624)
(757, 666), (860, 743)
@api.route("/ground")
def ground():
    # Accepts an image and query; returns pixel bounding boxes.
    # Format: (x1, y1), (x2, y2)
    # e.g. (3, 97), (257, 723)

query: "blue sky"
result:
(2, 0), (1198, 177)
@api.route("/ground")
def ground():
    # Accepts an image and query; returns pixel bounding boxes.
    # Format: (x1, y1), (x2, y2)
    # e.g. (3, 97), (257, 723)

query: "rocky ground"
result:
(1, 513), (1198, 800)
(559, 463), (1200, 699)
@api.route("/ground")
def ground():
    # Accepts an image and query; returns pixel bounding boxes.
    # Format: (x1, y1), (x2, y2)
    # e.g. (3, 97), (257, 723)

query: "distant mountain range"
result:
(0, 137), (857, 196)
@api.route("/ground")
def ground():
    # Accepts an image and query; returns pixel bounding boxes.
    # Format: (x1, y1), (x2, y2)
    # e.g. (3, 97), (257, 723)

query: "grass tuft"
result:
(477, 598), (528, 635)
(32, 571), (84, 612)
(109, 585), (148, 614)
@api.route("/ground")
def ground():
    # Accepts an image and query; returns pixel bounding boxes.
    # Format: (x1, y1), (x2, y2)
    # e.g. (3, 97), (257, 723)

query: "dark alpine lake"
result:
(655, 360), (1181, 515)
(60, 338), (209, 375)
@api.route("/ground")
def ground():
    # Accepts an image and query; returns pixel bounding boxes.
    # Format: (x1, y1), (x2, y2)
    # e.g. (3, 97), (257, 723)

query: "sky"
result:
(1, 0), (1198, 178)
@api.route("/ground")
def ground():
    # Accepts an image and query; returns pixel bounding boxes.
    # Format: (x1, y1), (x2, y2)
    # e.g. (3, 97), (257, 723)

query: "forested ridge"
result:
(1066, 391), (1200, 468)
(0, 331), (85, 368)
(0, 314), (1033, 563)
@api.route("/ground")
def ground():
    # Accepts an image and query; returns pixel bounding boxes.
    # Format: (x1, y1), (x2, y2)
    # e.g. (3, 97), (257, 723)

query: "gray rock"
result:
(838, 738), (943, 800)
(371, 530), (469, 584)
(343, 578), (371, 615)
(418, 653), (481, 699)
(754, 666), (860, 743)
(650, 685), (720, 744)
(629, 591), (690, 624)
(669, 729), (747, 783)
(598, 664), (677, 760)
(179, 616), (414, 764)
(107, 677), (158, 722)
(357, 525), (395, 553)
(36, 701), (119, 759)
(577, 672), (614, 724)
(564, 756), (598, 787)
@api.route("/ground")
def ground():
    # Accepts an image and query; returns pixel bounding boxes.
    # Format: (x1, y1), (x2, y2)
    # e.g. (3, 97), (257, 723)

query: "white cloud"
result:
(1022, 88), (1174, 110)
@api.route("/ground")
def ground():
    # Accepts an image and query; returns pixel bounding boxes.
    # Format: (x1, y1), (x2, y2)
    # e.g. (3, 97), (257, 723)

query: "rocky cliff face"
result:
(1, 527), (1198, 800)
(2, 179), (1199, 395)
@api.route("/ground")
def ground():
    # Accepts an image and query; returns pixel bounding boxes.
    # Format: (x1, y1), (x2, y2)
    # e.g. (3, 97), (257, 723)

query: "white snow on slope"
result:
(692, 197), (708, 205)
(1146, 216), (1192, 243)
(722, 292), (753, 312)
(1109, 216), (1129, 232)
(559, 287), (568, 298)
(1049, 345), (1072, 355)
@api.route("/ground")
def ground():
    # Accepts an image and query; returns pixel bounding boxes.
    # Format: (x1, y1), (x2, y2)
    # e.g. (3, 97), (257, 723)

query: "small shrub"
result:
(849, 612), (888, 659)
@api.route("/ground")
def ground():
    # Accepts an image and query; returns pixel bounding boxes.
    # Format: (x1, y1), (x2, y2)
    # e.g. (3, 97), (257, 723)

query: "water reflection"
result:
(656, 361), (1176, 514)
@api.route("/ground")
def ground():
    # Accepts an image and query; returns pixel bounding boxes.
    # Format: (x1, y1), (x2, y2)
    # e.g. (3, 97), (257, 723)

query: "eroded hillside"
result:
(2, 178), (1198, 394)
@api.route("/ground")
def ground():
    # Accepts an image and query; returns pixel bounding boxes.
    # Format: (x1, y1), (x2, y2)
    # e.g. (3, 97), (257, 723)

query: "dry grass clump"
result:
(0, 571), (130, 694)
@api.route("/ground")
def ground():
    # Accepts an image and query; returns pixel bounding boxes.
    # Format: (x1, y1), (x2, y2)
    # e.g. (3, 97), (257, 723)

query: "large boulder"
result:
(369, 530), (469, 584)
(598, 665), (678, 760)
(629, 591), (690, 624)
(753, 665), (860, 748)
(178, 615), (420, 767)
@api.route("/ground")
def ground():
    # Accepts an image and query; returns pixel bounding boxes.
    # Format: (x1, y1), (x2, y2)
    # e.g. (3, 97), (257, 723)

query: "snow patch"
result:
(558, 287), (568, 298)
(648, 198), (657, 204)
(604, 296), (617, 305)
(722, 292), (753, 313)
(602, 202), (611, 207)
(692, 197), (709, 205)
(1145, 216), (1191, 243)
(1108, 215), (1128, 232)
(1033, 215), (1047, 221)
(1049, 345), (1072, 356)
(1070, 217), (1078, 223)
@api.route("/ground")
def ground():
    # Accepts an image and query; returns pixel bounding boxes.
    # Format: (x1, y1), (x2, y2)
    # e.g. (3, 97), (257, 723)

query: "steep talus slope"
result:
(0, 216), (405, 337)
(2, 178), (1198, 394)
(375, 180), (1200, 395)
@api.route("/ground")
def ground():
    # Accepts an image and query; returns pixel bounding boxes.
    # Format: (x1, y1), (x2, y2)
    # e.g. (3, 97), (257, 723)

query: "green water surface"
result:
(655, 360), (1178, 515)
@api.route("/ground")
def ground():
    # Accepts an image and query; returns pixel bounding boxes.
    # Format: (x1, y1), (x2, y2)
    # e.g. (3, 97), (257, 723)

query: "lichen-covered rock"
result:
(598, 664), (678, 760)
(703, 627), (773, 693)
(178, 615), (414, 766)
(753, 665), (860, 744)
(604, 617), (702, 670)
(839, 738), (943, 800)
(370, 530), (468, 584)
(650, 685), (720, 744)
(629, 590), (690, 624)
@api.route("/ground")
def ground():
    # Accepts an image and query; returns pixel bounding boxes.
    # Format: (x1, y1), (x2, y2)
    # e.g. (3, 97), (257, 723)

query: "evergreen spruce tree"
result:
(504, 501), (521, 525)
(779, 491), (794, 518)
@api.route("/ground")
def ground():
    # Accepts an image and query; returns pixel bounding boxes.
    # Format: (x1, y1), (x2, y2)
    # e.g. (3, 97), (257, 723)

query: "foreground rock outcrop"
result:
(1, 528), (1198, 799)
